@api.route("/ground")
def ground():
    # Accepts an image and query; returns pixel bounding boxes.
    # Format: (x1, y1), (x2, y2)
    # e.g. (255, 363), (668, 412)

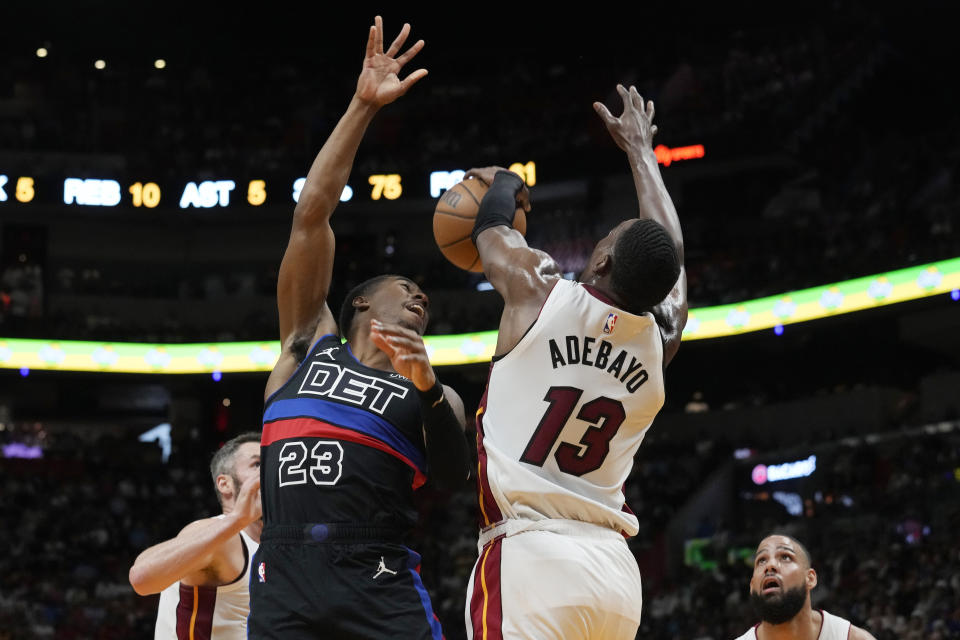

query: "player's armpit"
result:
(652, 267), (687, 368)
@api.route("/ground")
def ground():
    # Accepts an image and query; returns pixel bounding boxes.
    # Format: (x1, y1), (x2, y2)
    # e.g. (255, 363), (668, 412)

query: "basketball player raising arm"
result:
(468, 83), (686, 361)
(265, 15), (428, 394)
(460, 86), (685, 639)
(249, 17), (469, 640)
(129, 433), (262, 640)
(263, 16), (467, 486)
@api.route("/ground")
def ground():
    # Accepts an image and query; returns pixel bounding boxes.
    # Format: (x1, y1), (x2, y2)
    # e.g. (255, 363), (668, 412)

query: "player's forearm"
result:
(128, 513), (246, 595)
(419, 383), (471, 490)
(627, 149), (685, 263)
(293, 95), (379, 225)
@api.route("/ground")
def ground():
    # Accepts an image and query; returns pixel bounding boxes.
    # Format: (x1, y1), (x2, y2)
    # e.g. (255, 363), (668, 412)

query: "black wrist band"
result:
(417, 378), (445, 408)
(471, 171), (524, 244)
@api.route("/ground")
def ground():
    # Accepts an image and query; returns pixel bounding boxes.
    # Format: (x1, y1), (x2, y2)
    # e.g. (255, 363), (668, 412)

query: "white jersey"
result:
(154, 527), (259, 640)
(476, 279), (665, 536)
(734, 609), (853, 640)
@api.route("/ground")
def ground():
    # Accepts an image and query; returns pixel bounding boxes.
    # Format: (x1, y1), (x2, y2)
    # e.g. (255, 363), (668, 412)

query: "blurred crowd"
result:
(3, 4), (958, 342)
(2, 409), (957, 639)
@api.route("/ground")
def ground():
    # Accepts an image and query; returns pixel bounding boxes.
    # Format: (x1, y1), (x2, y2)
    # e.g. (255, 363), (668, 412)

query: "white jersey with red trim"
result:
(154, 526), (259, 640)
(475, 278), (665, 537)
(734, 609), (853, 640)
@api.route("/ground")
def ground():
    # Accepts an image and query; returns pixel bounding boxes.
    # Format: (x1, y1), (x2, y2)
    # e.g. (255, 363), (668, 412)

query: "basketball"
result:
(433, 177), (527, 272)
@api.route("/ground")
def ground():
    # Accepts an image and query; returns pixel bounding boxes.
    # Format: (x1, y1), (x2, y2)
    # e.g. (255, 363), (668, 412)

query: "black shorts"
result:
(248, 524), (444, 640)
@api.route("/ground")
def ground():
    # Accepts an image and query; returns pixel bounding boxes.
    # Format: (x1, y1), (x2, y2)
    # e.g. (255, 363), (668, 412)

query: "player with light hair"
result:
(129, 432), (262, 640)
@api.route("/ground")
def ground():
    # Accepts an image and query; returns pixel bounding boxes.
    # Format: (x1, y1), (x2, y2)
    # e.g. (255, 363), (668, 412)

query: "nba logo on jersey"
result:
(258, 562), (266, 583)
(602, 312), (618, 334)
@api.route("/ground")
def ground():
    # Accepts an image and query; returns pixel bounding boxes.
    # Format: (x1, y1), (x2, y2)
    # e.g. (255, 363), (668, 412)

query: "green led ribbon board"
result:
(1, 257), (958, 374)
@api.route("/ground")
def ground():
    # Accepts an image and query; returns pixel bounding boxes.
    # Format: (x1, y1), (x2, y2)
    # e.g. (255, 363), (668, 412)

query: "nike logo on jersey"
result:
(547, 336), (649, 392)
(372, 556), (398, 579)
(298, 361), (409, 414)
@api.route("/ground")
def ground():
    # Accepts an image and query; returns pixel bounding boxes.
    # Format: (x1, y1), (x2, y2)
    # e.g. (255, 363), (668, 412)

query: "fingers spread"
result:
(396, 39), (425, 67)
(593, 101), (615, 124)
(400, 68), (428, 93)
(387, 22), (411, 57)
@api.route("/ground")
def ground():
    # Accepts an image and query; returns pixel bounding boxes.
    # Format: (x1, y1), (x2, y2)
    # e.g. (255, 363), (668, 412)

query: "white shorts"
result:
(464, 519), (643, 640)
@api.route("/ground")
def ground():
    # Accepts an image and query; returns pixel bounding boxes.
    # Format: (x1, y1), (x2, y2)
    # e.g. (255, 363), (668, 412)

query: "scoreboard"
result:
(0, 162), (539, 211)
(0, 144), (707, 211)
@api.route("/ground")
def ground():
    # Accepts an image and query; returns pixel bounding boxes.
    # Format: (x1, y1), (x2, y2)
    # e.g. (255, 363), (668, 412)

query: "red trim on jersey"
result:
(474, 378), (503, 526)
(262, 417), (427, 489)
(175, 584), (216, 640)
(469, 535), (504, 640)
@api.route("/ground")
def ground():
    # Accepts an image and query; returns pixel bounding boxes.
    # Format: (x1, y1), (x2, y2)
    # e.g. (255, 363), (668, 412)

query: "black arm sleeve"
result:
(470, 170), (525, 244)
(418, 380), (471, 490)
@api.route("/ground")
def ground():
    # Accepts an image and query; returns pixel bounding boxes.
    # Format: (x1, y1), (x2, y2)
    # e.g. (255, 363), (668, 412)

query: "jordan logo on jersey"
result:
(318, 346), (340, 359)
(298, 361), (409, 414)
(372, 556), (398, 579)
(602, 313), (618, 334)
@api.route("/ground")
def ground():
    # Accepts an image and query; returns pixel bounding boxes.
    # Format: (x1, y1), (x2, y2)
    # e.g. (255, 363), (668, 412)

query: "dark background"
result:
(1, 2), (958, 638)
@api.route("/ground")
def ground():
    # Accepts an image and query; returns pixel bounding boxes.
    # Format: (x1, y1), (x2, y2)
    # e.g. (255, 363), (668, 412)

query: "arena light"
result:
(36, 48), (48, 58)
(154, 59), (166, 69)
(94, 59), (106, 70)
(0, 256), (958, 373)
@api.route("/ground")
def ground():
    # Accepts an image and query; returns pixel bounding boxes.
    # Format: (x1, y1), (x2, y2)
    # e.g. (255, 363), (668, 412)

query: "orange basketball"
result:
(433, 177), (527, 272)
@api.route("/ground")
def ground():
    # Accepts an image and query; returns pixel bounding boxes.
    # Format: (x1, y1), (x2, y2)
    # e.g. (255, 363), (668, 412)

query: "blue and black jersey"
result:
(260, 334), (428, 530)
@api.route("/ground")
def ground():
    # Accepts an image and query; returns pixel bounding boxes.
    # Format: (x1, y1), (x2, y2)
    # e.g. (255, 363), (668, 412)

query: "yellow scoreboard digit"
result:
(508, 162), (536, 187)
(368, 174), (402, 200)
(16, 177), (35, 202)
(247, 180), (266, 205)
(129, 182), (161, 208)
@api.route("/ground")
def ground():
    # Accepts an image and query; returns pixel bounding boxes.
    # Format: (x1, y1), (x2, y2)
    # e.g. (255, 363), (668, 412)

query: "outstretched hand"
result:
(594, 84), (658, 155)
(356, 16), (428, 108)
(369, 319), (437, 391)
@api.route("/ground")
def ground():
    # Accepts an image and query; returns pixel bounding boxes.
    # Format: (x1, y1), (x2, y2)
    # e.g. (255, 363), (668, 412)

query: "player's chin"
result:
(398, 318), (426, 335)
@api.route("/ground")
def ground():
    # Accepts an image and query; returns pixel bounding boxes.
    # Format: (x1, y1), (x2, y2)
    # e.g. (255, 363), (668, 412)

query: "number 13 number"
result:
(520, 386), (626, 476)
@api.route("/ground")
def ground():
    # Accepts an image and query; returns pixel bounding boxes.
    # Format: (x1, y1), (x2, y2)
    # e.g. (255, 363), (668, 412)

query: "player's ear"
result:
(807, 567), (817, 590)
(594, 254), (612, 277)
(353, 296), (371, 313)
(216, 474), (233, 499)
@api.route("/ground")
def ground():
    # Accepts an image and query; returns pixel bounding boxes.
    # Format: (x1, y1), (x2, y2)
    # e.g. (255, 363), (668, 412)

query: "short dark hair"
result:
(210, 432), (260, 505)
(337, 274), (400, 340)
(610, 219), (680, 313)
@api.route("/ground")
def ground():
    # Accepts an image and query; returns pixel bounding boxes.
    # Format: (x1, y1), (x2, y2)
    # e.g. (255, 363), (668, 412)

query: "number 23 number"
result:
(520, 386), (626, 476)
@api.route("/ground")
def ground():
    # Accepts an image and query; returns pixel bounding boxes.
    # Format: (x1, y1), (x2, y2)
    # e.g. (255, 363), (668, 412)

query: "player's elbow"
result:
(128, 565), (159, 596)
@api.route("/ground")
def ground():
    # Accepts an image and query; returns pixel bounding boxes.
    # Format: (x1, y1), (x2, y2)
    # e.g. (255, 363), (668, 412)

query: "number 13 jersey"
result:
(475, 279), (666, 537)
